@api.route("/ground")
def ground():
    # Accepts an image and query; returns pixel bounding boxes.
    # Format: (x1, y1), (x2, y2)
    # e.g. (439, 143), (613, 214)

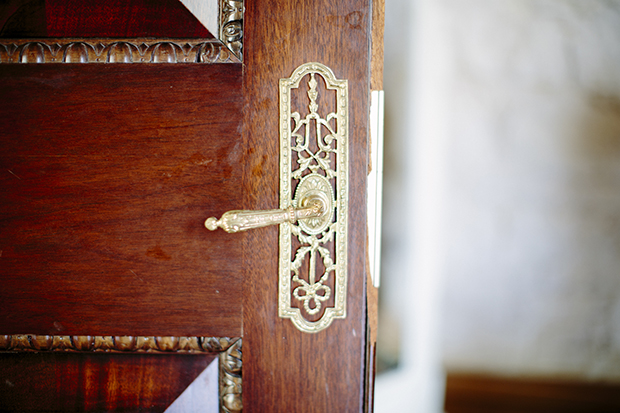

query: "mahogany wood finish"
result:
(0, 0), (378, 410)
(242, 0), (372, 411)
(0, 0), (212, 38)
(0, 352), (217, 411)
(0, 63), (243, 337)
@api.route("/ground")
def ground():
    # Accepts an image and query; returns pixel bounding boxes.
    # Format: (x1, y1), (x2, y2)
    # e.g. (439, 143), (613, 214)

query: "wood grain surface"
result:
(0, 0), (377, 410)
(242, 0), (371, 411)
(0, 0), (212, 38)
(0, 63), (244, 337)
(0, 352), (217, 411)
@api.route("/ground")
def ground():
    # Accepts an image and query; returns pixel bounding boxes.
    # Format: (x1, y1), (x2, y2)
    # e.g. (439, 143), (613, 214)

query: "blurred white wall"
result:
(376, 0), (620, 411)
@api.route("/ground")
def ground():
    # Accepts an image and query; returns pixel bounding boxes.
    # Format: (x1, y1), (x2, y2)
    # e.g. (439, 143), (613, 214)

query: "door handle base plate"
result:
(278, 62), (348, 333)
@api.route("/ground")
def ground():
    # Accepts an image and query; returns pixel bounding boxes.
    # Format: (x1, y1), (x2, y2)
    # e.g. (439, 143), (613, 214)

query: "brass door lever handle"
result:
(204, 62), (348, 333)
(205, 193), (328, 233)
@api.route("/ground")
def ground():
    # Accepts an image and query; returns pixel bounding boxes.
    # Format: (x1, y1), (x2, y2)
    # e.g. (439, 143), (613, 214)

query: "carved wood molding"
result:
(220, 0), (244, 60)
(2, 335), (243, 412)
(0, 39), (240, 64)
(0, 334), (240, 353)
(219, 338), (242, 413)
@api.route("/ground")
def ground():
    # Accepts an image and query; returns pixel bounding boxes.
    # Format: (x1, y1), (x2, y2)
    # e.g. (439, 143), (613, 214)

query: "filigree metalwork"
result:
(279, 62), (349, 333)
(203, 62), (348, 333)
(219, 338), (242, 412)
(219, 0), (244, 60)
(0, 334), (239, 353)
(0, 39), (239, 63)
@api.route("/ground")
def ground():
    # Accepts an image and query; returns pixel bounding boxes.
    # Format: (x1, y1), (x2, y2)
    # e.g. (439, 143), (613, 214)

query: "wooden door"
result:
(0, 1), (382, 411)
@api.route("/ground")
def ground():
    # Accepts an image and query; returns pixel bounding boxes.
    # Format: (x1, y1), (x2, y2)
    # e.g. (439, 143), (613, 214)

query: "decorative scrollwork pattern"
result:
(0, 39), (239, 64)
(219, 338), (242, 412)
(279, 62), (348, 333)
(0, 334), (239, 353)
(220, 0), (244, 60)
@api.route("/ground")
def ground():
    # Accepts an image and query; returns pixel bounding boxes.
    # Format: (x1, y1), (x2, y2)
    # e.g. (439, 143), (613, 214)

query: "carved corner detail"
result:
(219, 0), (244, 60)
(219, 338), (242, 412)
(0, 39), (239, 64)
(1, 335), (243, 412)
(0, 334), (239, 353)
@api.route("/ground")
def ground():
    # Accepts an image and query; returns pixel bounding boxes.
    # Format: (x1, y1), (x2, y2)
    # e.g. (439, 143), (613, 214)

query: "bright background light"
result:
(375, 1), (620, 411)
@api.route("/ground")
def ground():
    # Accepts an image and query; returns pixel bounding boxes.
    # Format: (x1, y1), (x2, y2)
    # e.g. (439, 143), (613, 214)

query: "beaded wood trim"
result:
(0, 335), (243, 412)
(0, 334), (239, 353)
(0, 39), (239, 64)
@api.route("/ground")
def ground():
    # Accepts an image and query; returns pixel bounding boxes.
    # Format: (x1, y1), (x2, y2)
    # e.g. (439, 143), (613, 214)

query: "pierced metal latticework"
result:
(278, 62), (349, 333)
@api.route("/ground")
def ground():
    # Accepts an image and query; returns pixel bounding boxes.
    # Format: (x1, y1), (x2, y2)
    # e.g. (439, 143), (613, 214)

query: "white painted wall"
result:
(439, 0), (620, 380)
(376, 0), (620, 411)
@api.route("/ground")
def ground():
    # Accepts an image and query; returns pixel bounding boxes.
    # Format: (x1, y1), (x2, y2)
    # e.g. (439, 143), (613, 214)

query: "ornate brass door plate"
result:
(278, 62), (348, 333)
(206, 62), (348, 333)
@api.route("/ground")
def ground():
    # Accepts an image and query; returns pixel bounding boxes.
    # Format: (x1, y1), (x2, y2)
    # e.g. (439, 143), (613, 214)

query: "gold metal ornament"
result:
(278, 62), (348, 333)
(219, 0), (244, 60)
(204, 194), (327, 233)
(205, 62), (348, 333)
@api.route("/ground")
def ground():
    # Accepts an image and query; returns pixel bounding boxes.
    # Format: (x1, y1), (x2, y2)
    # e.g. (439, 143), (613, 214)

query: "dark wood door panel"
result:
(0, 352), (217, 412)
(0, 0), (378, 409)
(0, 0), (213, 39)
(0, 63), (243, 337)
(242, 0), (371, 411)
